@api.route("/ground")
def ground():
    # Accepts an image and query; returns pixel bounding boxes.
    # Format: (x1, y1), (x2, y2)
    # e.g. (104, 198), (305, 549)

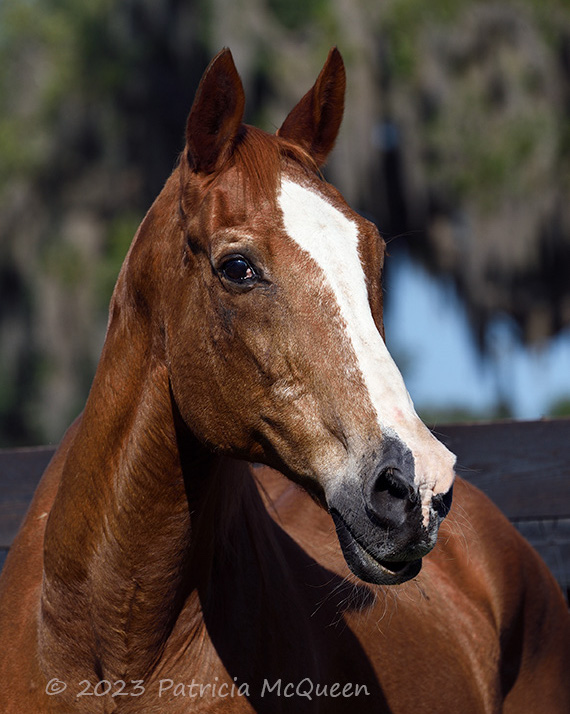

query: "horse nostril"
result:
(432, 485), (454, 519)
(367, 466), (420, 530)
(374, 467), (412, 501)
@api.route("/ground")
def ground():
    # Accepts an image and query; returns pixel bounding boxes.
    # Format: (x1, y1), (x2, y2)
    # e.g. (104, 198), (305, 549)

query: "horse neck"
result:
(38, 192), (270, 683)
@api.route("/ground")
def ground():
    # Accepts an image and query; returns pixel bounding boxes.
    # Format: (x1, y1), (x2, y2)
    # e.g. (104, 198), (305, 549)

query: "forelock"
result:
(218, 125), (319, 206)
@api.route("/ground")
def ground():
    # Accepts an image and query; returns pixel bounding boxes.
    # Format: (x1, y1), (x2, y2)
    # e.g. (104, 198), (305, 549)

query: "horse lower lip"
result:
(378, 559), (412, 574)
(352, 536), (422, 583)
(331, 509), (421, 582)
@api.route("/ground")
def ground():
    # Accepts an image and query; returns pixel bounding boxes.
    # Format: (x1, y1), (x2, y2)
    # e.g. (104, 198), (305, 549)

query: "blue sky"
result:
(383, 253), (570, 420)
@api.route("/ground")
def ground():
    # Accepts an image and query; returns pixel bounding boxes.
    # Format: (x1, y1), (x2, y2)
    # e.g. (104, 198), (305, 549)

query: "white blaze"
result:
(278, 179), (455, 522)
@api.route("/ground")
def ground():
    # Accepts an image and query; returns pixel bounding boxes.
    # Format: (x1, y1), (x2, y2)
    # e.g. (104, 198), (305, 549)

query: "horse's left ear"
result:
(185, 48), (245, 174)
(277, 47), (345, 167)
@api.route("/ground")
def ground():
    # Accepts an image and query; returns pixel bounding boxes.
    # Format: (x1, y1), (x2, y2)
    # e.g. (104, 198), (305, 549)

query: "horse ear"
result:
(185, 48), (245, 174)
(277, 47), (345, 167)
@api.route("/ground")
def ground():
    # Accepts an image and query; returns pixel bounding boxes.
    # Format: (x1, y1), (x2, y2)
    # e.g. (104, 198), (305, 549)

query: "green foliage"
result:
(40, 240), (88, 288)
(267, 0), (330, 31)
(400, 0), (564, 212)
(0, 2), (47, 179)
(382, 0), (469, 79)
(548, 397), (570, 417)
(427, 111), (555, 208)
(96, 213), (141, 308)
(1, 0), (569, 445)
(418, 401), (513, 425)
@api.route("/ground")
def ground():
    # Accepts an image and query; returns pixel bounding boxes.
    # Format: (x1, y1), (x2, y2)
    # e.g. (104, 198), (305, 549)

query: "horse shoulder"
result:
(434, 477), (570, 711)
(258, 470), (570, 711)
(255, 468), (497, 709)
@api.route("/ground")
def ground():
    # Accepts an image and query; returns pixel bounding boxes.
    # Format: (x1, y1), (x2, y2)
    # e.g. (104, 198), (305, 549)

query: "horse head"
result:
(136, 48), (455, 585)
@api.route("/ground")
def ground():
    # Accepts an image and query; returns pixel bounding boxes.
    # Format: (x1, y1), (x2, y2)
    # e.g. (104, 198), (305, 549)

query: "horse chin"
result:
(331, 510), (423, 586)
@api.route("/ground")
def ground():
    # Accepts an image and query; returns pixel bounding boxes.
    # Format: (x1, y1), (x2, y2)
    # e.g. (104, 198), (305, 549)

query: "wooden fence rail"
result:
(1, 419), (569, 602)
(436, 419), (570, 605)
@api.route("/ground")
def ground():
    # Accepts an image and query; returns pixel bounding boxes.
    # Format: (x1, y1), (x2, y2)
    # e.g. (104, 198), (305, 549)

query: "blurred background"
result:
(1, 0), (569, 447)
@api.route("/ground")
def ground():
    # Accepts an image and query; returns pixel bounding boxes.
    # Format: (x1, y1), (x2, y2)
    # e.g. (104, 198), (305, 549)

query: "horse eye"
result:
(220, 257), (256, 283)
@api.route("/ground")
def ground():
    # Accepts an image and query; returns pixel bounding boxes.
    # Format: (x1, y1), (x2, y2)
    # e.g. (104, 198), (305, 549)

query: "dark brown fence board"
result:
(0, 420), (569, 601)
(0, 446), (55, 548)
(514, 518), (570, 602)
(434, 419), (570, 520)
(1, 421), (570, 535)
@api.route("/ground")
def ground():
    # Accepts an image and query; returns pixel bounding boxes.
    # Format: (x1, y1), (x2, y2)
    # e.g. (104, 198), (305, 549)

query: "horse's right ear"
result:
(185, 49), (245, 174)
(277, 47), (345, 167)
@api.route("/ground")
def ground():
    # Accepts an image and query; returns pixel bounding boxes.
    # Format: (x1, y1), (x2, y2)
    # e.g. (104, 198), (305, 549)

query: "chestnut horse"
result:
(0, 48), (568, 713)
